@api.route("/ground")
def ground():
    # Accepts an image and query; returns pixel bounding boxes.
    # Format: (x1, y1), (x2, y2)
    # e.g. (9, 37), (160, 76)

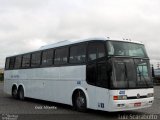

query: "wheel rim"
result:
(12, 89), (17, 97)
(20, 91), (22, 99)
(76, 92), (86, 109)
(19, 90), (24, 99)
(76, 97), (85, 108)
(18, 88), (24, 100)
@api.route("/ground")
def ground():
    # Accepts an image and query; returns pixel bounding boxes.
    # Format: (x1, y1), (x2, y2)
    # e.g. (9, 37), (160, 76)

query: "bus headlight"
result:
(147, 93), (154, 97)
(113, 95), (127, 100)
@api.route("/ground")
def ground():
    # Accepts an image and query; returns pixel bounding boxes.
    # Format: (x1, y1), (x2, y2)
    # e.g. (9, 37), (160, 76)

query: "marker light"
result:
(113, 95), (127, 100)
(113, 96), (118, 100)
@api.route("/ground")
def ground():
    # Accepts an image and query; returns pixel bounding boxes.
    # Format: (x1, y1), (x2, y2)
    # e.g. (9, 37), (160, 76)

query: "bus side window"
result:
(14, 56), (22, 69)
(69, 44), (86, 64)
(42, 49), (53, 66)
(31, 52), (41, 67)
(88, 42), (105, 61)
(5, 58), (10, 70)
(9, 57), (15, 69)
(54, 47), (68, 65)
(22, 54), (31, 68)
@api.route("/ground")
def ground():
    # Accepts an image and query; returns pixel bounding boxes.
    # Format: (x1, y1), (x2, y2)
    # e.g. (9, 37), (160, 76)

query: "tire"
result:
(12, 86), (18, 99)
(18, 87), (25, 100)
(74, 90), (87, 112)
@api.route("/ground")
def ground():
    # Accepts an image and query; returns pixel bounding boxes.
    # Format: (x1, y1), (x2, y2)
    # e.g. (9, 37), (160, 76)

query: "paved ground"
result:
(0, 82), (159, 120)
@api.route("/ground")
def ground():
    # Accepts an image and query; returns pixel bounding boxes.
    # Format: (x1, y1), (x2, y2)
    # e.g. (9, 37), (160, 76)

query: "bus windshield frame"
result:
(106, 41), (153, 89)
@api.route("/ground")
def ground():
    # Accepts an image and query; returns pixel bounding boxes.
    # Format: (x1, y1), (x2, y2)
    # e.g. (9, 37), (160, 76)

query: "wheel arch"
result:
(11, 83), (18, 92)
(12, 83), (18, 89)
(17, 83), (25, 96)
(71, 87), (89, 108)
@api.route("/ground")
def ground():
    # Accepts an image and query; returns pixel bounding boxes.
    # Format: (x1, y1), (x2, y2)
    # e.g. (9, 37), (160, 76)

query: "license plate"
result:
(134, 102), (141, 107)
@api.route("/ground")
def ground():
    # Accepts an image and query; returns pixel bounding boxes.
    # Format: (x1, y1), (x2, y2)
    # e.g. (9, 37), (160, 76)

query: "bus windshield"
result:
(107, 41), (153, 89)
(107, 41), (148, 58)
(110, 58), (153, 89)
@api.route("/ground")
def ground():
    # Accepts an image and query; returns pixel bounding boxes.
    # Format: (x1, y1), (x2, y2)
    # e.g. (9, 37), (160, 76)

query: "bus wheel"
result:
(18, 87), (24, 100)
(12, 86), (18, 99)
(74, 90), (87, 112)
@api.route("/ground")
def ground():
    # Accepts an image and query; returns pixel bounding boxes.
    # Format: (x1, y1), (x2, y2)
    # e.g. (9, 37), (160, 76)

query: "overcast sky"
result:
(0, 0), (160, 68)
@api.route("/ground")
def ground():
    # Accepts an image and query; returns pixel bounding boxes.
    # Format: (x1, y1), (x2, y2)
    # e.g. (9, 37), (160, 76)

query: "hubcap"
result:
(20, 91), (23, 99)
(77, 96), (85, 108)
(13, 89), (17, 96)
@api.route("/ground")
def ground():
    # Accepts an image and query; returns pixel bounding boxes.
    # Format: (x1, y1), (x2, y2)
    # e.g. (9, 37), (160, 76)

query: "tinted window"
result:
(54, 47), (68, 65)
(5, 58), (10, 69)
(96, 63), (108, 88)
(14, 56), (22, 69)
(87, 62), (109, 88)
(42, 49), (53, 66)
(9, 57), (15, 69)
(88, 42), (105, 61)
(86, 64), (96, 85)
(69, 44), (86, 63)
(22, 54), (31, 68)
(31, 52), (41, 67)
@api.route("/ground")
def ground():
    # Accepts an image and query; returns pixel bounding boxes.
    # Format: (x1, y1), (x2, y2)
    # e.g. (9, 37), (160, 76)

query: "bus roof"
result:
(39, 37), (143, 50)
(7, 37), (144, 57)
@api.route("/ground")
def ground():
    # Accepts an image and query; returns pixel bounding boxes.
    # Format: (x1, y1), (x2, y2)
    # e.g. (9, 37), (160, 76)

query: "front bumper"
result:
(108, 97), (154, 112)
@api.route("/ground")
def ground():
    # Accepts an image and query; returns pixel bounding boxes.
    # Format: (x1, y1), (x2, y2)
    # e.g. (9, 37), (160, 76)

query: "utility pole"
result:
(151, 64), (155, 78)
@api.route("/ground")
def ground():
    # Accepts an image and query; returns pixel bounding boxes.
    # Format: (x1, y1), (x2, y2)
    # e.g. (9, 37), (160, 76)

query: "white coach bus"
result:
(4, 37), (154, 112)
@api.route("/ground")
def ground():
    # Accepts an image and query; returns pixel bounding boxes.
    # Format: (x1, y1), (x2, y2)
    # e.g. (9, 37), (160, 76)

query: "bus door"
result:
(87, 41), (108, 110)
(96, 58), (109, 110)
(86, 60), (97, 109)
(87, 57), (109, 110)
